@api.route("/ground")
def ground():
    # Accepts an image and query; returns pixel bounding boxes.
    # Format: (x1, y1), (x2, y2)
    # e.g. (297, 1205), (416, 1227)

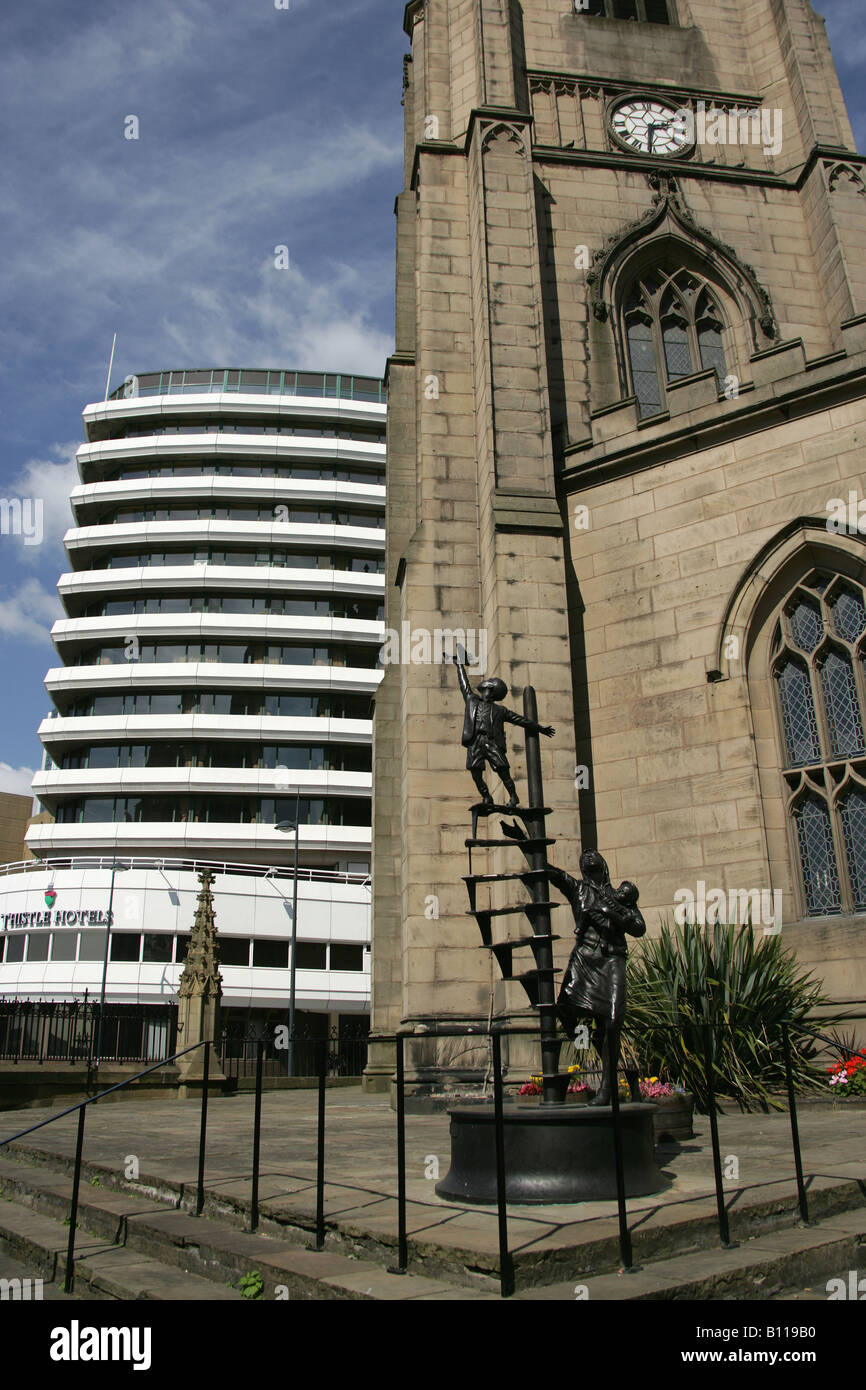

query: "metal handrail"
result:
(391, 1014), (866, 1297)
(0, 1039), (212, 1293)
(0, 855), (370, 885)
(105, 368), (386, 405)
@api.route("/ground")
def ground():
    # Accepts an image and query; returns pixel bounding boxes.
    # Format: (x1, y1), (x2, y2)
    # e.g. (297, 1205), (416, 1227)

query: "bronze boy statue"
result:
(454, 653), (554, 808)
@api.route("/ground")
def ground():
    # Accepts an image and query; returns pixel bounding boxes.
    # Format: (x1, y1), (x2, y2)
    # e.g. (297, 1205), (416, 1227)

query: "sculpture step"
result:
(512, 970), (561, 1008)
(484, 935), (561, 977)
(465, 836), (555, 849)
(470, 902), (559, 946)
(463, 869), (548, 912)
(467, 901), (559, 918)
(470, 805), (553, 837)
(462, 869), (549, 884)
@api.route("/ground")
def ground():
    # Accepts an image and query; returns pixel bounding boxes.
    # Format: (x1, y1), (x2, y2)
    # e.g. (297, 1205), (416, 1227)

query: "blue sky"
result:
(0, 0), (863, 798)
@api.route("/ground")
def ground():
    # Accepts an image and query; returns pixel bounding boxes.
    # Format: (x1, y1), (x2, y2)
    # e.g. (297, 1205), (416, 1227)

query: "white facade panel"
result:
(22, 368), (384, 1021)
(0, 862), (370, 1012)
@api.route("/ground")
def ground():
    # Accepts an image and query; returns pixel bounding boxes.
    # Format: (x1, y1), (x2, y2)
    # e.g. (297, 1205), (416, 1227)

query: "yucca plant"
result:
(622, 919), (844, 1112)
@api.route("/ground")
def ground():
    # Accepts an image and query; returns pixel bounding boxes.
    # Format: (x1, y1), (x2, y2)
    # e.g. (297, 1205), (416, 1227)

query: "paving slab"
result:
(1, 1087), (864, 1284)
(514, 1208), (866, 1301)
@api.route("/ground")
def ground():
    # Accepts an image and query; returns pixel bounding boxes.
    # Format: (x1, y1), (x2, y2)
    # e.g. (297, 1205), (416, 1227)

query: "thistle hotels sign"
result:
(1, 907), (114, 932)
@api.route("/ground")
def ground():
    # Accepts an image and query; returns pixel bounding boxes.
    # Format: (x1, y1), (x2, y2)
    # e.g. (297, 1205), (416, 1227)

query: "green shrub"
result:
(237, 1270), (264, 1300)
(622, 919), (845, 1112)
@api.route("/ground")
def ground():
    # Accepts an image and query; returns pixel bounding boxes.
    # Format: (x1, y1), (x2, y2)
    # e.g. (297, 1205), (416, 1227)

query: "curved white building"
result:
(1, 368), (385, 1050)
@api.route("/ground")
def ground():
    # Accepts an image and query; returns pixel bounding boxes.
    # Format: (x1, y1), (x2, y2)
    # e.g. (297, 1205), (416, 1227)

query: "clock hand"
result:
(646, 117), (672, 153)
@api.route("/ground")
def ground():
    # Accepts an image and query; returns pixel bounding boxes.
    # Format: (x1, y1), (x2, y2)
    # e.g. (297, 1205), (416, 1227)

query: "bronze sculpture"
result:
(550, 852), (645, 1105)
(438, 667), (665, 1206)
(436, 664), (667, 1206)
(455, 654), (553, 808)
(503, 829), (646, 1105)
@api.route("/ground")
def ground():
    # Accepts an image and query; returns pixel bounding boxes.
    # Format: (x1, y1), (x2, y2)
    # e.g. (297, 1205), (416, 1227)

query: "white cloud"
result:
(160, 256), (393, 374)
(0, 2), (403, 394)
(5, 446), (79, 562)
(0, 763), (36, 799)
(0, 577), (63, 645)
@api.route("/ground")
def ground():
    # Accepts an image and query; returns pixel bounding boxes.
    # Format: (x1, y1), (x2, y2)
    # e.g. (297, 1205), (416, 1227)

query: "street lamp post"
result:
(276, 789), (301, 1077)
(95, 860), (128, 1069)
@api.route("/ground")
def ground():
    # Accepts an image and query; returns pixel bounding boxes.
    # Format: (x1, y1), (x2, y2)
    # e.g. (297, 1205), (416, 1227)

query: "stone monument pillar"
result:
(176, 868), (225, 1086)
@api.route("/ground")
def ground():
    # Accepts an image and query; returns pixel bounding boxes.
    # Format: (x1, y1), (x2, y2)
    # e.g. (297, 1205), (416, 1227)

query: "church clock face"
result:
(609, 98), (692, 157)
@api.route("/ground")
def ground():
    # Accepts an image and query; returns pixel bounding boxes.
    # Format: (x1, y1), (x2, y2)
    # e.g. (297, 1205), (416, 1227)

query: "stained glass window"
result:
(820, 650), (864, 758)
(626, 313), (661, 416)
(777, 659), (821, 766)
(830, 586), (866, 643)
(773, 572), (866, 916)
(840, 790), (866, 910)
(795, 796), (842, 915)
(788, 598), (823, 652)
(623, 267), (728, 416)
(582, 0), (670, 19)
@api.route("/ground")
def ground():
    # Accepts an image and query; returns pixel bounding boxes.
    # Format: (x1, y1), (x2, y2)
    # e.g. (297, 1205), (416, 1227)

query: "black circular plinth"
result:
(435, 1102), (666, 1205)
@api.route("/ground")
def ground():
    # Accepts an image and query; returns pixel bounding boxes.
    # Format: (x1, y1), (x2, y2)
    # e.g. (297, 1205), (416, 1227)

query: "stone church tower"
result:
(367, 0), (866, 1093)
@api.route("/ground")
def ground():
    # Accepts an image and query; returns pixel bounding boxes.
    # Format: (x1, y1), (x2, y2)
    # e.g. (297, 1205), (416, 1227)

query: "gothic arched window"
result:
(773, 570), (866, 916)
(581, 0), (672, 20)
(624, 267), (729, 416)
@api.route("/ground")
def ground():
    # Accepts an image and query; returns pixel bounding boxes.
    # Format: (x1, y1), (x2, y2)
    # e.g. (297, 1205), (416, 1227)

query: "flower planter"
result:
(648, 1091), (694, 1143)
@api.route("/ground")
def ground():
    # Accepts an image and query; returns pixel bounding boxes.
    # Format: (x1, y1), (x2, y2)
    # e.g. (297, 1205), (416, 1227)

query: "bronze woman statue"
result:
(549, 850), (645, 1105)
(503, 829), (645, 1105)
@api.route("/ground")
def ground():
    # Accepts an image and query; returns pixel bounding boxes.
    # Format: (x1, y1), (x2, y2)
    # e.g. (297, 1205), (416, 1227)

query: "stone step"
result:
(3, 1137), (865, 1294)
(0, 1157), (493, 1301)
(0, 1247), (73, 1301)
(513, 1207), (866, 1301)
(0, 1199), (243, 1300)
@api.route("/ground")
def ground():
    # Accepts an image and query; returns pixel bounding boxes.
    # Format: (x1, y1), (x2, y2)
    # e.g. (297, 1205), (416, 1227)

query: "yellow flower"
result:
(650, 1076), (659, 1083)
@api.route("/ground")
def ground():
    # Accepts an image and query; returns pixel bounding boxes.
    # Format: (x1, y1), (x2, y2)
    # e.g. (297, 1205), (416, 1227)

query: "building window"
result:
(773, 570), (866, 916)
(329, 944), (365, 972)
(295, 942), (327, 970)
(624, 267), (729, 416)
(219, 938), (251, 967)
(143, 934), (174, 964)
(26, 933), (50, 962)
(110, 934), (142, 963)
(252, 940), (289, 970)
(50, 932), (78, 962)
(578, 0), (671, 20)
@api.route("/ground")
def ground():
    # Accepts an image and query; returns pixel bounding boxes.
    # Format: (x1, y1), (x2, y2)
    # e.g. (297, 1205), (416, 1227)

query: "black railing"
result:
(1, 1015), (860, 1300)
(0, 1040), (211, 1293)
(217, 1024), (368, 1080)
(247, 1035), (330, 1249)
(0, 998), (177, 1067)
(390, 1014), (866, 1297)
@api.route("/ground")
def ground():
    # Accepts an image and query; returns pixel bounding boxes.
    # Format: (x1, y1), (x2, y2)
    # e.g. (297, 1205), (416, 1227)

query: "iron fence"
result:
(0, 1000), (369, 1076)
(217, 1023), (368, 1079)
(0, 998), (176, 1066)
